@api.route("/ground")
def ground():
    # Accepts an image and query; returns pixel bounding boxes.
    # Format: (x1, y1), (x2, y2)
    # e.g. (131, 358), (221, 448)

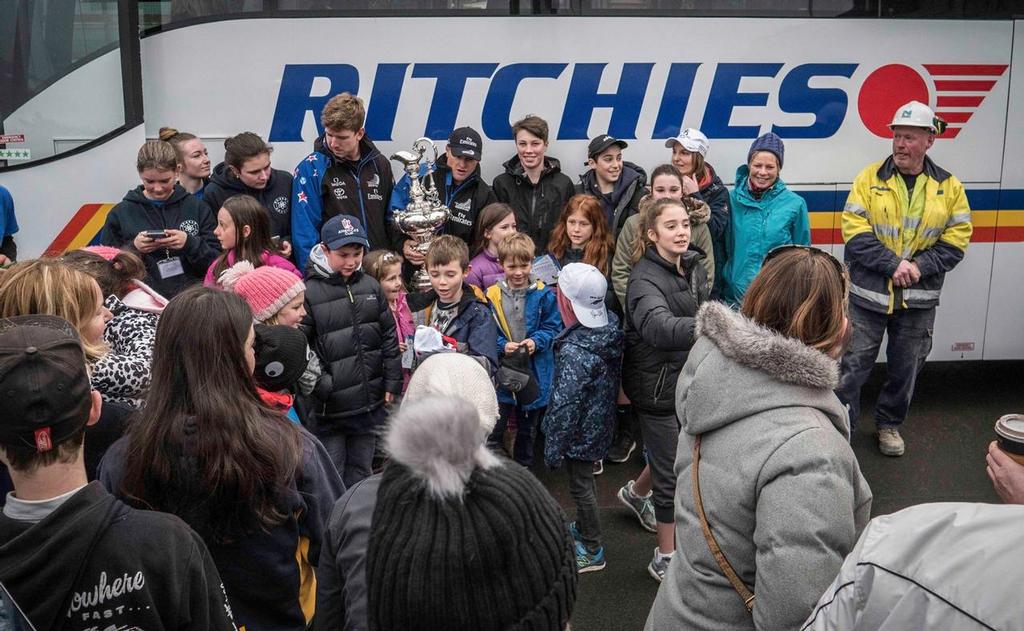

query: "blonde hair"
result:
(364, 249), (405, 285)
(136, 140), (177, 173)
(321, 92), (366, 132)
(741, 247), (848, 354)
(0, 258), (108, 360)
(496, 233), (535, 265)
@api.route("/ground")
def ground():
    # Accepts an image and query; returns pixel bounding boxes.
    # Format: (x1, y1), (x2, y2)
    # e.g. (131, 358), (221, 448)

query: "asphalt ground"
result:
(530, 360), (1023, 631)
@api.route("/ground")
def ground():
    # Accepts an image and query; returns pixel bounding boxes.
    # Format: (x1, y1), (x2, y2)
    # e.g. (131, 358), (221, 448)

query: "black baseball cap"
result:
(587, 134), (628, 161)
(0, 315), (93, 456)
(448, 127), (483, 160)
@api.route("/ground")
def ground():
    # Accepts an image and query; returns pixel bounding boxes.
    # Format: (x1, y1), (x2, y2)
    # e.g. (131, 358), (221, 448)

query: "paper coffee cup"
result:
(994, 414), (1024, 466)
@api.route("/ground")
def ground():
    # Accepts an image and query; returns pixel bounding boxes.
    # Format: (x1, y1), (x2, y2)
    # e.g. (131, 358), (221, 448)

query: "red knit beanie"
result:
(220, 261), (305, 322)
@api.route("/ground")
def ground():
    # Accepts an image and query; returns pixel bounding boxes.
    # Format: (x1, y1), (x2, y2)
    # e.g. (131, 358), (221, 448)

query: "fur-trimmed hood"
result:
(678, 301), (849, 438)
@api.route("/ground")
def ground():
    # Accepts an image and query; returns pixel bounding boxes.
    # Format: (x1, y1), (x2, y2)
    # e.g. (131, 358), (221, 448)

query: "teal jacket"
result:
(722, 166), (810, 305)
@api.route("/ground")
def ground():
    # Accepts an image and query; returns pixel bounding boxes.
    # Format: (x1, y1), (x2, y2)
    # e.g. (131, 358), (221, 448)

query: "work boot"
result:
(877, 427), (905, 457)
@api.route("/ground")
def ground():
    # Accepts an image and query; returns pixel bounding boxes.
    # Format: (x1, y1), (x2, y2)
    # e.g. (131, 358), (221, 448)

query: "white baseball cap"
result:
(557, 263), (608, 328)
(664, 128), (710, 157)
(889, 100), (939, 133)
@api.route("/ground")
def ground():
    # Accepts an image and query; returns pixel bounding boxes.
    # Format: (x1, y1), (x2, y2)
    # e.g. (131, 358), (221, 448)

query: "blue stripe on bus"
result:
(793, 188), (1015, 211)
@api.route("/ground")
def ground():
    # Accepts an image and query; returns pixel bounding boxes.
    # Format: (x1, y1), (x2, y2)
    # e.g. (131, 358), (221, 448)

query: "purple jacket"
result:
(204, 249), (301, 287)
(467, 250), (504, 292)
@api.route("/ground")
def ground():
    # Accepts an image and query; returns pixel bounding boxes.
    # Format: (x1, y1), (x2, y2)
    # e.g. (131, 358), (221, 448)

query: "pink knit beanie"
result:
(219, 261), (305, 323)
(83, 245), (123, 261)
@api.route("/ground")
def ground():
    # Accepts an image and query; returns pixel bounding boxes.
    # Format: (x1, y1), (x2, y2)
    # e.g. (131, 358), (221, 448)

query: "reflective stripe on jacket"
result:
(842, 156), (971, 314)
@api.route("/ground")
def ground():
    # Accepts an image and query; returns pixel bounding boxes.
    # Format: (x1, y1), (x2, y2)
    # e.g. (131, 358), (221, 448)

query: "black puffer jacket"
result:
(300, 270), (402, 432)
(622, 247), (709, 414)
(575, 161), (647, 239)
(203, 162), (294, 242)
(493, 155), (575, 254)
(691, 163), (731, 297)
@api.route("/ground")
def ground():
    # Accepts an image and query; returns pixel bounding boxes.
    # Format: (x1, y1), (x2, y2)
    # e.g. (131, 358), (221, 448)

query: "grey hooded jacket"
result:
(646, 302), (872, 631)
(803, 502), (1024, 631)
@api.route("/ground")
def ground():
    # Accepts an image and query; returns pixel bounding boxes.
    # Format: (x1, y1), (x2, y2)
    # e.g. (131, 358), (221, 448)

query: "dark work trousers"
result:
(566, 457), (601, 552)
(489, 402), (544, 467)
(836, 302), (935, 432)
(636, 407), (680, 525)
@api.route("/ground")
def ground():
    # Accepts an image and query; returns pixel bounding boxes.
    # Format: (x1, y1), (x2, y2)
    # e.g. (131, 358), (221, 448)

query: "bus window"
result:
(0, 0), (130, 168)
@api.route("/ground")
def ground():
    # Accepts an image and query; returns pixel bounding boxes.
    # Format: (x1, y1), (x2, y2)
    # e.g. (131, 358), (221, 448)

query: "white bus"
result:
(1, 1), (1021, 359)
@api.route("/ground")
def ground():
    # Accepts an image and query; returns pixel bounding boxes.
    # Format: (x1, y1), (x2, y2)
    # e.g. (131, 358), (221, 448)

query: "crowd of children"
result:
(6, 89), (1014, 631)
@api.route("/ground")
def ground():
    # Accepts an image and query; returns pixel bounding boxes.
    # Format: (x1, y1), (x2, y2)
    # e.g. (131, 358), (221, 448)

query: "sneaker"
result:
(575, 541), (606, 573)
(606, 434), (636, 463)
(568, 521), (582, 544)
(647, 547), (672, 582)
(593, 460), (604, 476)
(617, 480), (657, 533)
(877, 428), (905, 457)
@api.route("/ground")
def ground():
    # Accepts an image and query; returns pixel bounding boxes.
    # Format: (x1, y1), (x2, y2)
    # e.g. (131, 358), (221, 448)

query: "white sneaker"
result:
(878, 428), (905, 457)
(648, 547), (672, 582)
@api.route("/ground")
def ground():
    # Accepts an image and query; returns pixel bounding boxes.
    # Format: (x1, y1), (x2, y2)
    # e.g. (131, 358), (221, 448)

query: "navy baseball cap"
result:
(321, 214), (370, 250)
(448, 127), (483, 160)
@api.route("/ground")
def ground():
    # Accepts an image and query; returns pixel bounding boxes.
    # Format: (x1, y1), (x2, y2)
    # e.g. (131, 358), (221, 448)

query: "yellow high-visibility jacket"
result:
(842, 156), (971, 314)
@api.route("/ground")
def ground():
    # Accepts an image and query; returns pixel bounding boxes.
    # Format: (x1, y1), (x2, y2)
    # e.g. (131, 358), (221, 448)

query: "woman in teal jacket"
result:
(722, 133), (810, 306)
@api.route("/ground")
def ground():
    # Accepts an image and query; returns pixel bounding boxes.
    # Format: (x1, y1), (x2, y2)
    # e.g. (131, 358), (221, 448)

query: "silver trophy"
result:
(391, 137), (451, 292)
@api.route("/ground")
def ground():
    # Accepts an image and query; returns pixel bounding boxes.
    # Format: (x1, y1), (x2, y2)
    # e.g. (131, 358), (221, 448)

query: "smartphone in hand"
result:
(143, 230), (168, 239)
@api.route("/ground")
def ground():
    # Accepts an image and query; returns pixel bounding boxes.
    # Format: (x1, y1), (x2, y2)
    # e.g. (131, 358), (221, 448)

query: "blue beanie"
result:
(748, 132), (784, 168)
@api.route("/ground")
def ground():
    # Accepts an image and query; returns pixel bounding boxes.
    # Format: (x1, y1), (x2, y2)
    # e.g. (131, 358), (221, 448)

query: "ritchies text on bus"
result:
(269, 62), (1007, 144)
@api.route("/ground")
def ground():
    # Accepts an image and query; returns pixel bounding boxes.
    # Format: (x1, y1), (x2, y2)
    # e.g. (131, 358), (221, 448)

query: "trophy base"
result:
(411, 267), (434, 293)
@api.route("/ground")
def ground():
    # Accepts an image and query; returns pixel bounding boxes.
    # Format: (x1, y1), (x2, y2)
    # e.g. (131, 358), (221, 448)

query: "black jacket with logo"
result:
(493, 155), (575, 255)
(319, 137), (396, 250)
(300, 270), (403, 432)
(390, 154), (498, 248)
(622, 247), (709, 414)
(203, 162), (294, 242)
(0, 482), (236, 631)
(99, 185), (220, 297)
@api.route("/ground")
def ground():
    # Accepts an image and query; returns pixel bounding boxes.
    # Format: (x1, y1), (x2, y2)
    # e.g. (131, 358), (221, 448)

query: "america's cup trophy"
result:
(390, 137), (451, 292)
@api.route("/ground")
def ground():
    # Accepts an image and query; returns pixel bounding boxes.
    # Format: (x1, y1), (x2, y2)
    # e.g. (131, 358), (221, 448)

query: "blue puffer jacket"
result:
(542, 314), (624, 468)
(722, 165), (810, 306)
(486, 280), (563, 411)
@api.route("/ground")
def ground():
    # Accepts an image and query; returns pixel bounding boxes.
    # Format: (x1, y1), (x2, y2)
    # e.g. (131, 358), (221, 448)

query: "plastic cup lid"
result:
(995, 414), (1024, 441)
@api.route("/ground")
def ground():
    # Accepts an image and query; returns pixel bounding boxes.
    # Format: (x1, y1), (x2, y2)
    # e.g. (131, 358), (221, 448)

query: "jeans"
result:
(566, 458), (601, 551)
(317, 431), (377, 488)
(836, 302), (935, 431)
(489, 403), (544, 467)
(635, 408), (680, 525)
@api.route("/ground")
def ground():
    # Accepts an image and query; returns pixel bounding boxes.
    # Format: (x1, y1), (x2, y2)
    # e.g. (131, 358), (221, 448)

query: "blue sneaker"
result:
(568, 521), (582, 544)
(575, 541), (606, 573)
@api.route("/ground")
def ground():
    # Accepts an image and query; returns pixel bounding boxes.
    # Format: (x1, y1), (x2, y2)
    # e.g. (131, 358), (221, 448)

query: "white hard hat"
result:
(889, 100), (939, 133)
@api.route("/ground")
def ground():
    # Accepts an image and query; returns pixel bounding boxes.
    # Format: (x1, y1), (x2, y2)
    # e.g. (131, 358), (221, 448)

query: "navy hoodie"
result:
(0, 482), (236, 631)
(99, 427), (345, 631)
(575, 161), (647, 238)
(203, 162), (294, 242)
(100, 185), (220, 297)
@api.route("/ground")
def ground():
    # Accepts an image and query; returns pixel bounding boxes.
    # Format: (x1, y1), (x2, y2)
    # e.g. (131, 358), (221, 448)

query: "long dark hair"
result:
(211, 194), (282, 282)
(118, 286), (302, 543)
(470, 202), (516, 256)
(548, 194), (613, 275)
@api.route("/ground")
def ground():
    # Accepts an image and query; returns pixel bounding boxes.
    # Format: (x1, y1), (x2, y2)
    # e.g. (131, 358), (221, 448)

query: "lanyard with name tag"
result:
(157, 251), (184, 279)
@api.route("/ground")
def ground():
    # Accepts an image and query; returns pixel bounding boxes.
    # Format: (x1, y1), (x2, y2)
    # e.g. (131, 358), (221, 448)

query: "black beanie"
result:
(366, 397), (577, 631)
(253, 324), (308, 392)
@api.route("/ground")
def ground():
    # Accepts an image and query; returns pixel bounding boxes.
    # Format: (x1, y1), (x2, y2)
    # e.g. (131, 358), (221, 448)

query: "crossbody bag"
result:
(691, 434), (756, 613)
